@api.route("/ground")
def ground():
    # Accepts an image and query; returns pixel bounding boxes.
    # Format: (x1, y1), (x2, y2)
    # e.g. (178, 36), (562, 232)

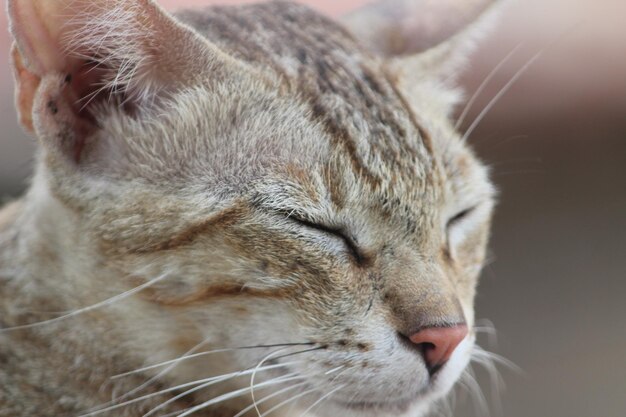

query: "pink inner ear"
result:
(11, 45), (40, 133)
(8, 0), (70, 75)
(9, 0), (236, 164)
(41, 60), (137, 164)
(9, 0), (97, 148)
(12, 42), (123, 164)
(9, 0), (125, 104)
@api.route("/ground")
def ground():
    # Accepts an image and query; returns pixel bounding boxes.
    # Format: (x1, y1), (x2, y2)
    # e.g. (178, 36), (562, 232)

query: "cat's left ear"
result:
(343, 0), (500, 114)
(8, 0), (243, 163)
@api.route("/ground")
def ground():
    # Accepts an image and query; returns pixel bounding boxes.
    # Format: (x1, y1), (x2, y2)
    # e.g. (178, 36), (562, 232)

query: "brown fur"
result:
(1, 1), (498, 416)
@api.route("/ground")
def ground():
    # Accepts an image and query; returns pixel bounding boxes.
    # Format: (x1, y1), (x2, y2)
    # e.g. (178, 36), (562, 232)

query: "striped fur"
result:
(1, 1), (496, 416)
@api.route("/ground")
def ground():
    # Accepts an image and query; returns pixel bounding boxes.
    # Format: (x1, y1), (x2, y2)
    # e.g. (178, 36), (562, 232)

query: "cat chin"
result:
(319, 395), (431, 417)
(305, 396), (432, 417)
(289, 337), (475, 417)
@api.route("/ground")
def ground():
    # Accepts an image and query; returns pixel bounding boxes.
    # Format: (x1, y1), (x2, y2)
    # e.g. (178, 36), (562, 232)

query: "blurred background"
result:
(1, 1), (624, 416)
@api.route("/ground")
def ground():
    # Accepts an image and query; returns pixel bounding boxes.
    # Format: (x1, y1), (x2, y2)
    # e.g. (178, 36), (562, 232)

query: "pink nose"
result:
(409, 324), (469, 372)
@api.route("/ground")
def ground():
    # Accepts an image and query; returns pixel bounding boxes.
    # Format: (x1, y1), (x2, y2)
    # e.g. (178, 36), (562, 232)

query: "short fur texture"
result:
(1, 0), (497, 416)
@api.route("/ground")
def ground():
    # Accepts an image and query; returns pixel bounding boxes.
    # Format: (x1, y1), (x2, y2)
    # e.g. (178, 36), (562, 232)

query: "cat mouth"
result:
(333, 386), (433, 413)
(335, 395), (420, 413)
(329, 371), (447, 413)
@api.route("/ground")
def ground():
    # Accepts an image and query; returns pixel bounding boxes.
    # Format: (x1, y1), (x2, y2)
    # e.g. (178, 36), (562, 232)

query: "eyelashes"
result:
(273, 205), (479, 265)
(446, 206), (476, 230)
(282, 214), (365, 265)
(445, 206), (481, 261)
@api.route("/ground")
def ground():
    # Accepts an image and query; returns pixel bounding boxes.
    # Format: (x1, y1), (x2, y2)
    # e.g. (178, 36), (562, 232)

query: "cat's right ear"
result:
(343, 0), (500, 117)
(8, 0), (243, 164)
(343, 0), (501, 84)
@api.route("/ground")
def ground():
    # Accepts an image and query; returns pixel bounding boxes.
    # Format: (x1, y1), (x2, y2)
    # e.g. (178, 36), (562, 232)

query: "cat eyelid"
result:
(446, 206), (477, 230)
(279, 212), (365, 264)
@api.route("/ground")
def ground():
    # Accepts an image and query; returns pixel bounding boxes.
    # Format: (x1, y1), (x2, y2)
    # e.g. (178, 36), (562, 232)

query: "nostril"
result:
(407, 324), (468, 374)
(414, 342), (443, 376)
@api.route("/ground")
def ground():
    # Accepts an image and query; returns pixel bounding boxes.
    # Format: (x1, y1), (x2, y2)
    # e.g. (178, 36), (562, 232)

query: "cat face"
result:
(9, 0), (496, 415)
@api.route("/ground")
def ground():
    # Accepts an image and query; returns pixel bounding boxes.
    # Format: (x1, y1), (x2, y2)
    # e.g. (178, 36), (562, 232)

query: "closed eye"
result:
(446, 206), (476, 230)
(283, 214), (365, 265)
(443, 207), (475, 262)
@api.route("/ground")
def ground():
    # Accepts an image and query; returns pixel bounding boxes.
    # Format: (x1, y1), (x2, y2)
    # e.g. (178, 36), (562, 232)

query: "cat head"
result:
(9, 0), (497, 415)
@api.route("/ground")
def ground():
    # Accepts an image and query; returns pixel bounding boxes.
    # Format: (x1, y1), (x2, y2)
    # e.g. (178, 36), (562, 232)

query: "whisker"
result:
(250, 347), (296, 417)
(440, 384), (457, 417)
(474, 318), (499, 349)
(471, 349), (504, 417)
(474, 326), (497, 334)
(175, 374), (305, 417)
(169, 366), (347, 417)
(481, 134), (530, 150)
(147, 372), (301, 417)
(141, 374), (256, 417)
(159, 408), (189, 417)
(298, 384), (346, 417)
(259, 387), (319, 417)
(161, 407), (203, 417)
(0, 273), (169, 332)
(166, 377), (318, 417)
(489, 157), (543, 169)
(455, 43), (523, 130)
(492, 168), (545, 177)
(459, 366), (490, 417)
(77, 362), (298, 417)
(265, 345), (327, 362)
(249, 345), (326, 417)
(233, 381), (309, 417)
(470, 345), (524, 417)
(472, 345), (522, 375)
(280, 365), (352, 417)
(474, 318), (497, 332)
(460, 48), (545, 144)
(339, 364), (370, 408)
(290, 365), (351, 416)
(460, 21), (580, 145)
(97, 338), (212, 412)
(98, 343), (313, 416)
(89, 339), (256, 413)
(112, 342), (315, 379)
(324, 365), (345, 375)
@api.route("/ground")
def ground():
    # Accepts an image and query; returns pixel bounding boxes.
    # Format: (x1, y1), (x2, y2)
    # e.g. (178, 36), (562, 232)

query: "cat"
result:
(0, 0), (498, 416)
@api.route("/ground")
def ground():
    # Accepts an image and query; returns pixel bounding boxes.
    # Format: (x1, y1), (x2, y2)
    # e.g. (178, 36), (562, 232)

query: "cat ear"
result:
(8, 0), (241, 163)
(343, 0), (500, 80)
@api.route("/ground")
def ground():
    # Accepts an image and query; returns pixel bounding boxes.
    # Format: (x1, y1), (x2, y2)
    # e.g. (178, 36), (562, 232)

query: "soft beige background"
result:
(2, 1), (625, 417)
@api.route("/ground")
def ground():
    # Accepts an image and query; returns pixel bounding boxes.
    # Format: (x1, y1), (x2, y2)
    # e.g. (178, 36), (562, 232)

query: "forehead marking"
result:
(135, 281), (293, 307)
(176, 2), (444, 236)
(180, 2), (436, 191)
(124, 203), (248, 254)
